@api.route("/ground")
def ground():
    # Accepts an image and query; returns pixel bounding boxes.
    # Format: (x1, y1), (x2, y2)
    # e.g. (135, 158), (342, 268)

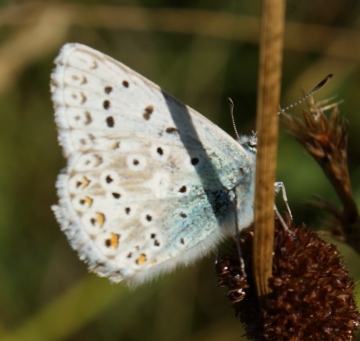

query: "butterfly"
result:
(51, 43), (257, 284)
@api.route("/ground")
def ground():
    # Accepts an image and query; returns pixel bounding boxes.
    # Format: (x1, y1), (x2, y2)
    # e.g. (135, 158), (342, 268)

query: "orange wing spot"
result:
(95, 212), (105, 228)
(93, 155), (103, 167)
(136, 253), (147, 265)
(109, 233), (120, 248)
(111, 141), (120, 149)
(84, 196), (93, 207)
(77, 176), (91, 189)
(80, 196), (93, 207)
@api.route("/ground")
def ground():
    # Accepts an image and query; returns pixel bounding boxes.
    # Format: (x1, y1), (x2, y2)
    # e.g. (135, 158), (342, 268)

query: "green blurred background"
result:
(1, 1), (360, 340)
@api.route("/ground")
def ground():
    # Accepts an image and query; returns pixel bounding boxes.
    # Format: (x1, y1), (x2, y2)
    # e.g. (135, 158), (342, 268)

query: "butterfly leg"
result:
(234, 194), (247, 277)
(274, 205), (291, 232)
(274, 182), (295, 232)
(274, 181), (293, 221)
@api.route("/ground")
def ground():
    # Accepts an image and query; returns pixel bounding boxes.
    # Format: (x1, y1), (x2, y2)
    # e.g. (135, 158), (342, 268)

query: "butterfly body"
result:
(51, 43), (256, 283)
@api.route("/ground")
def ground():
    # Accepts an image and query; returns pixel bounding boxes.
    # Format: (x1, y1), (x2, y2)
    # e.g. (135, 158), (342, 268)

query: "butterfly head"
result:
(238, 132), (257, 155)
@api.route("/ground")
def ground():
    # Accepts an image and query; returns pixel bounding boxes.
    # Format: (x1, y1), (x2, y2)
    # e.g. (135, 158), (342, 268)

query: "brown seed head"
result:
(215, 217), (360, 340)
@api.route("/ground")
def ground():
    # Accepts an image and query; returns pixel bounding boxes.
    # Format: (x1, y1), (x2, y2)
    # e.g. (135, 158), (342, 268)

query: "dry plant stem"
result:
(253, 0), (285, 297)
(281, 104), (360, 253)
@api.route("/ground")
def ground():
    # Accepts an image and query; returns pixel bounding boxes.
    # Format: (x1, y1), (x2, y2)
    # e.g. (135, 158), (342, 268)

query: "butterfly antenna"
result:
(228, 98), (240, 140)
(278, 74), (333, 114)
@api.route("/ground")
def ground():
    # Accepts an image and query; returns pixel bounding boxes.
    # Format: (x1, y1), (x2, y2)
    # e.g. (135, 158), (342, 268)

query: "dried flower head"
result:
(280, 100), (360, 253)
(215, 216), (360, 340)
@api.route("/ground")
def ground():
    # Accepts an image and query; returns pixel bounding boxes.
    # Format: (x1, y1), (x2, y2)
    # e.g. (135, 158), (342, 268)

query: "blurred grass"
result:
(1, 1), (360, 340)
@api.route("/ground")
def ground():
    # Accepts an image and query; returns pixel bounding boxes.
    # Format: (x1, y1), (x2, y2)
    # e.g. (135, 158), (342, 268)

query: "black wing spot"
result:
(122, 80), (129, 88)
(104, 86), (113, 94)
(103, 100), (110, 109)
(166, 127), (178, 134)
(112, 192), (121, 199)
(143, 105), (154, 120)
(157, 147), (163, 155)
(133, 159), (139, 166)
(105, 175), (113, 183)
(125, 207), (131, 214)
(106, 116), (115, 127)
(180, 212), (187, 218)
(179, 186), (187, 193)
(191, 157), (199, 165)
(180, 238), (185, 244)
(146, 214), (152, 222)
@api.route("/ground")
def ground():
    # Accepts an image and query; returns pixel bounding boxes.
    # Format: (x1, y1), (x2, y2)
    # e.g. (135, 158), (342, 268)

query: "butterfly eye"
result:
(248, 140), (257, 148)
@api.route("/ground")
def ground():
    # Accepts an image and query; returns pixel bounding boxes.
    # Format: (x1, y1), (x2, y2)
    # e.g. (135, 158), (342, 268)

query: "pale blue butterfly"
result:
(51, 43), (257, 284)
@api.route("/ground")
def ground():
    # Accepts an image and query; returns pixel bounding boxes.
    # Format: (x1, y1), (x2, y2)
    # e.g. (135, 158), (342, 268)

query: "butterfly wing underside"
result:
(51, 43), (254, 283)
